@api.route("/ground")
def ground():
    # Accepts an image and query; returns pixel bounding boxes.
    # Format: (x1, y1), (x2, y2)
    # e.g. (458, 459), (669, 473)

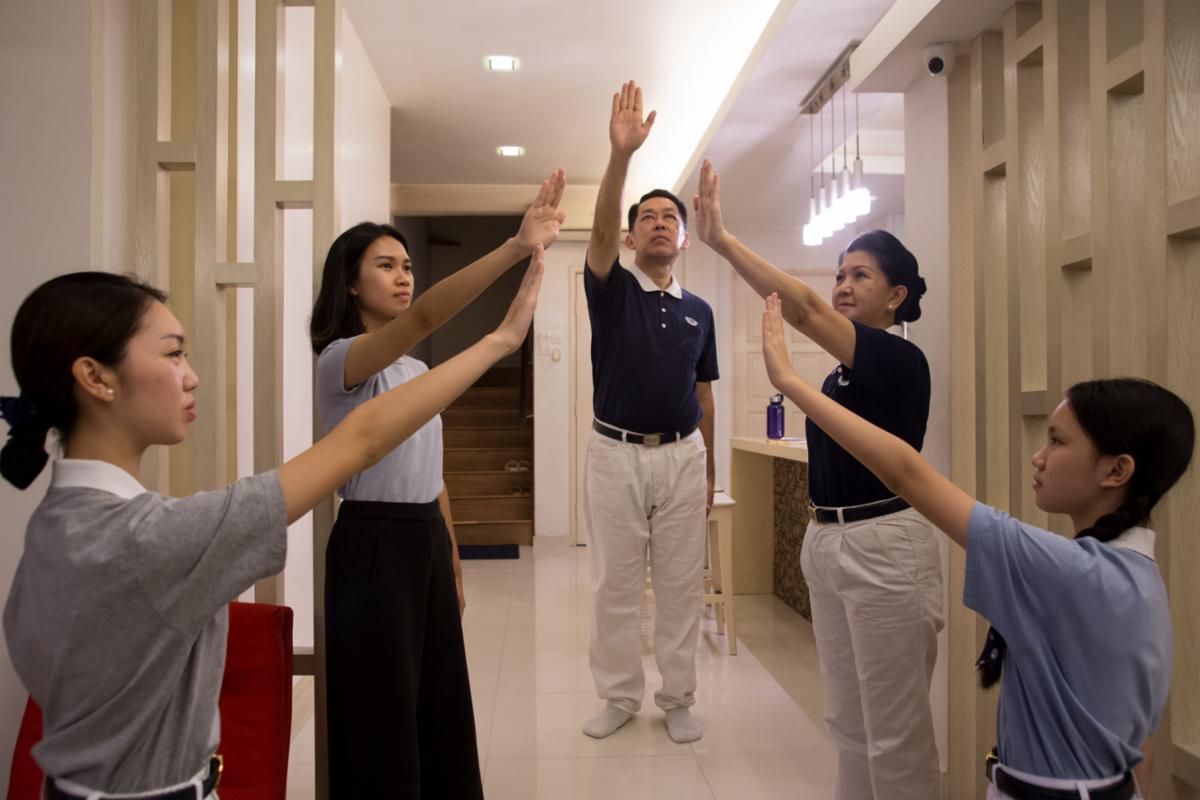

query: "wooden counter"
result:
(729, 437), (813, 618)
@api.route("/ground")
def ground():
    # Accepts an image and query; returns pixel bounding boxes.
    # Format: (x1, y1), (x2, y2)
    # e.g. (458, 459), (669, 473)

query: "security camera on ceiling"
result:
(923, 44), (957, 76)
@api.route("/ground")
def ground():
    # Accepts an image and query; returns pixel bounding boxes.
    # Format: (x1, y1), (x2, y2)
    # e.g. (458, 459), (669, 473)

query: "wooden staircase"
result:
(445, 367), (533, 546)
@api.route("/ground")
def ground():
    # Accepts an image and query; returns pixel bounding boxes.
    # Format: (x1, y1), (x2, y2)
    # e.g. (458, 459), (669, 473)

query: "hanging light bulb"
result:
(835, 83), (856, 225)
(825, 88), (846, 233)
(848, 93), (873, 219)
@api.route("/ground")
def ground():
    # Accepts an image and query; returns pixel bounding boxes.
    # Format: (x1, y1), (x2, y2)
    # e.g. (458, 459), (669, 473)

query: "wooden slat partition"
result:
(948, 1), (1200, 796)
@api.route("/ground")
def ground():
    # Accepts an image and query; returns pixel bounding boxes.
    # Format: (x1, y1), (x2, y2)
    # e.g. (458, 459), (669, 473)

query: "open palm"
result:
(610, 80), (656, 156)
(515, 169), (568, 252)
(494, 244), (545, 354)
(762, 294), (795, 390)
(692, 159), (728, 247)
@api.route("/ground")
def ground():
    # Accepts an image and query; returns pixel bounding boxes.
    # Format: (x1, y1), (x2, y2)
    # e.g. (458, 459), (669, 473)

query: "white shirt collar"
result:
(631, 265), (683, 299)
(1108, 526), (1156, 561)
(51, 458), (148, 500)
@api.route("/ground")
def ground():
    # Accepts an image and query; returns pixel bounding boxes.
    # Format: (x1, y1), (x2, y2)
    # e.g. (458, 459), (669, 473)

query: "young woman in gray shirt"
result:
(0, 250), (544, 800)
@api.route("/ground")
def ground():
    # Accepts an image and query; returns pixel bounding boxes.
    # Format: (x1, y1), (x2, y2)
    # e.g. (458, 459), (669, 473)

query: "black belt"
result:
(49, 756), (223, 800)
(593, 419), (695, 446)
(986, 750), (1135, 800)
(811, 496), (910, 524)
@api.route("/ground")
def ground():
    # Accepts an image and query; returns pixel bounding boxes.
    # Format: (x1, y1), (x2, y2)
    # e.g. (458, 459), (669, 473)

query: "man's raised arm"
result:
(587, 80), (656, 283)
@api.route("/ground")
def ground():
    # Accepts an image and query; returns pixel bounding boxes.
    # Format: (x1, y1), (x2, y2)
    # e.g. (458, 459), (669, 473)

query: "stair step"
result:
(443, 427), (531, 448)
(450, 495), (533, 522)
(444, 448), (532, 471)
(445, 471), (532, 496)
(454, 519), (533, 546)
(471, 367), (522, 388)
(452, 385), (519, 408)
(442, 407), (529, 427)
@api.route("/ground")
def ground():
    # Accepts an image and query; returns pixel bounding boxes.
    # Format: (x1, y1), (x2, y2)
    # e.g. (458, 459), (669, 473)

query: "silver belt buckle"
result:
(642, 433), (662, 446)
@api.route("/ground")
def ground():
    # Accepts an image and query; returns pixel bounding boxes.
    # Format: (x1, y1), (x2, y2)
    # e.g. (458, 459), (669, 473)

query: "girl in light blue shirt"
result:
(760, 293), (1193, 800)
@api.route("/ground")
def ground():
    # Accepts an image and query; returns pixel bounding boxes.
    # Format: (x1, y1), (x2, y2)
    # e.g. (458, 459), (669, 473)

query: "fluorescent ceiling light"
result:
(484, 55), (519, 72)
(496, 145), (525, 158)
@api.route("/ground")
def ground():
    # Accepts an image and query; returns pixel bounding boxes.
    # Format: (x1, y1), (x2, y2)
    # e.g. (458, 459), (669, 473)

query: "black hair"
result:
(310, 222), (409, 355)
(839, 230), (927, 324)
(627, 189), (688, 233)
(978, 377), (1195, 688)
(1, 272), (168, 489)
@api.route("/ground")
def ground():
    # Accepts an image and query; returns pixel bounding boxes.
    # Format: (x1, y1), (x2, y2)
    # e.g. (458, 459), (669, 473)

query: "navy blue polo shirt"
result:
(584, 258), (719, 434)
(805, 321), (930, 507)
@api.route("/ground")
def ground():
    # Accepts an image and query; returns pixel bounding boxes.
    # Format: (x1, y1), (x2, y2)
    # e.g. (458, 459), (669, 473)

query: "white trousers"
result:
(585, 428), (708, 713)
(987, 763), (1140, 800)
(801, 506), (944, 800)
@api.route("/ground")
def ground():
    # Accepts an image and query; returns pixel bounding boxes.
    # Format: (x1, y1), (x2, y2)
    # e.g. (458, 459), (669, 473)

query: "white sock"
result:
(583, 704), (633, 739)
(664, 707), (702, 743)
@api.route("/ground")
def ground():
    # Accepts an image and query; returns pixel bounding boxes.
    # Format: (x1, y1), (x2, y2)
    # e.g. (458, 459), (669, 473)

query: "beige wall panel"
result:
(1165, 0), (1200, 205)
(949, 0), (1200, 794)
(1106, 91), (1149, 377)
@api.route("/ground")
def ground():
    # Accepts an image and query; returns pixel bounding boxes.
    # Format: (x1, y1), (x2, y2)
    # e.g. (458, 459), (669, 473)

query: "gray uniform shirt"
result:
(3, 459), (287, 792)
(964, 501), (1171, 779)
(315, 336), (444, 503)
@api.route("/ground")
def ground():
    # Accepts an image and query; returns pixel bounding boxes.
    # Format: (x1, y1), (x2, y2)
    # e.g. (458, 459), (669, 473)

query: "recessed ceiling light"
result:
(496, 145), (525, 158)
(484, 55), (520, 72)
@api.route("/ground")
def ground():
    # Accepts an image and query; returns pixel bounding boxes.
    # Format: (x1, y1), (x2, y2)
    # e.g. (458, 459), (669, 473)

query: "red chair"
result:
(7, 602), (294, 800)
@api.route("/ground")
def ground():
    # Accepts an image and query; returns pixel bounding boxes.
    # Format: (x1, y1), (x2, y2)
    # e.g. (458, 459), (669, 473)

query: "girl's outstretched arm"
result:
(342, 170), (565, 389)
(761, 293), (974, 547)
(280, 245), (545, 524)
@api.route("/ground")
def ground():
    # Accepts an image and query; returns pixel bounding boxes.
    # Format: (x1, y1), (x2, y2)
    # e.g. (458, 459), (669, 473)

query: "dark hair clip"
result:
(0, 395), (38, 432)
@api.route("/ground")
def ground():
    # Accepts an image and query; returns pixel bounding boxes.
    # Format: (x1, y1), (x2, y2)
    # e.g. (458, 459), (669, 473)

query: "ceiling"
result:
(344, 0), (900, 214)
(346, 0), (794, 193)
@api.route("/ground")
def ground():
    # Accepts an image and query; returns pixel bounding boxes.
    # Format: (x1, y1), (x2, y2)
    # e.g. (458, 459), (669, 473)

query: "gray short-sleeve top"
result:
(2, 459), (287, 792)
(315, 336), (444, 503)
(963, 501), (1171, 779)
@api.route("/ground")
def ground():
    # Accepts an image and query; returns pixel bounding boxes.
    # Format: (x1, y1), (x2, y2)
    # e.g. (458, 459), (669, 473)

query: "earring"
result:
(106, 388), (114, 396)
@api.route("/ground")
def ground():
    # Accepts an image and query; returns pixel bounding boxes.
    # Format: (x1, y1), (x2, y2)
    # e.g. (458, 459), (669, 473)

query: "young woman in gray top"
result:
(0, 253), (544, 799)
(308, 171), (564, 799)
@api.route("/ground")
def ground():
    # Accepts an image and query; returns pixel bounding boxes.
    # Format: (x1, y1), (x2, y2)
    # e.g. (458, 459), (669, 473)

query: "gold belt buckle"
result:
(212, 753), (224, 791)
(984, 747), (999, 781)
(642, 433), (661, 446)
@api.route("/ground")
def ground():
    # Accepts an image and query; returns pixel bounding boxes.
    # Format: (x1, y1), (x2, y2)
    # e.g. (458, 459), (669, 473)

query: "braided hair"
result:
(977, 377), (1195, 688)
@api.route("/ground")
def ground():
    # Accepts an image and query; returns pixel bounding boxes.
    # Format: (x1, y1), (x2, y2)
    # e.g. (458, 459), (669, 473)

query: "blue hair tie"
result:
(0, 395), (39, 433)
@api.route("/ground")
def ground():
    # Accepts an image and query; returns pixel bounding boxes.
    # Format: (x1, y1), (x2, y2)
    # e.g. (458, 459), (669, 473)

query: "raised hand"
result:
(762, 293), (796, 390)
(492, 243), (545, 354)
(610, 80), (657, 157)
(692, 159), (730, 249)
(514, 169), (568, 253)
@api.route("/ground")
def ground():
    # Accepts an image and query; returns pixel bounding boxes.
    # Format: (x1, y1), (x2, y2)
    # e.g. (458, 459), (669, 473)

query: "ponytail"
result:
(0, 396), (52, 489)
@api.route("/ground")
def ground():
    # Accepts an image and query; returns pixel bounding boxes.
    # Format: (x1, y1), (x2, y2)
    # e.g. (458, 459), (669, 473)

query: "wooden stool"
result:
(643, 493), (738, 654)
(703, 492), (737, 654)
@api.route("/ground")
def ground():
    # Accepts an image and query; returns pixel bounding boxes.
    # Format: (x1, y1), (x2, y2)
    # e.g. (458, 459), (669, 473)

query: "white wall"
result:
(533, 239), (588, 537)
(902, 73), (952, 774)
(338, 13), (390, 227)
(0, 3), (132, 792)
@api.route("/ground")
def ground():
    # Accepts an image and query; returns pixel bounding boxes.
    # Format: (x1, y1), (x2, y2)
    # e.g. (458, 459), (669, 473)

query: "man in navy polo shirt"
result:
(581, 80), (718, 745)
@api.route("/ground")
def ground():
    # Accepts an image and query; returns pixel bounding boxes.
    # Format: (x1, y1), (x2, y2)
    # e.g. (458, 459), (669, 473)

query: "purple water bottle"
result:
(767, 393), (785, 439)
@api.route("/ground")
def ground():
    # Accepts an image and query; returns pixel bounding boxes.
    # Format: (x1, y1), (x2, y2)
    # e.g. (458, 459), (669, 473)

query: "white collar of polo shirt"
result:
(1107, 526), (1156, 561)
(631, 265), (683, 299)
(51, 458), (147, 500)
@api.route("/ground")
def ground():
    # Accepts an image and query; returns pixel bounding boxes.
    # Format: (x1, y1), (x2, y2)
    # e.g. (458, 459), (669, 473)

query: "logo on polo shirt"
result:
(684, 316), (699, 327)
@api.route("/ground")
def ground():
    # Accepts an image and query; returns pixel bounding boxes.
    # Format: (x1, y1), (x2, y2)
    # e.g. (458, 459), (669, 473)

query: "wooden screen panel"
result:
(947, 0), (1200, 795)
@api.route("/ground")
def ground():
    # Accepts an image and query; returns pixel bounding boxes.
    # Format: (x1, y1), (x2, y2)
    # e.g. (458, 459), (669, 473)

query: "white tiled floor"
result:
(286, 542), (836, 799)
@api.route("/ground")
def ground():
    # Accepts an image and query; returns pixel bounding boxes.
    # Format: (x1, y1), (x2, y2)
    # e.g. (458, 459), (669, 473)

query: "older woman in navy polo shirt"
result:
(694, 160), (941, 800)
